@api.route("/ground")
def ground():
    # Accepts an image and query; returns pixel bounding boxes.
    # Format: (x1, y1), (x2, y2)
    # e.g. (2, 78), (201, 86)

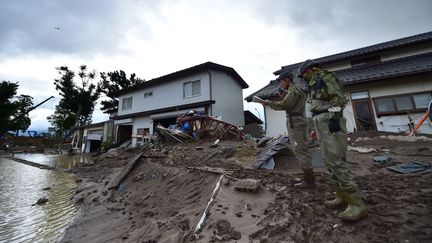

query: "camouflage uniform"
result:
(304, 69), (358, 193)
(268, 84), (312, 172)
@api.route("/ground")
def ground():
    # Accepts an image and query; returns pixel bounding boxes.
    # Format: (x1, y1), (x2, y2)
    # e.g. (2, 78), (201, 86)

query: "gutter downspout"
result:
(206, 68), (213, 116)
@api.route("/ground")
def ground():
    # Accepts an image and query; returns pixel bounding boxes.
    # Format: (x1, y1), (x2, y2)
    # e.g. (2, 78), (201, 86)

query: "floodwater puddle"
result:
(0, 153), (82, 242)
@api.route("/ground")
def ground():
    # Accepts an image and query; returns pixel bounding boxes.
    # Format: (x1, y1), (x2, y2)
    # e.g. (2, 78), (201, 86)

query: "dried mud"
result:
(62, 136), (432, 243)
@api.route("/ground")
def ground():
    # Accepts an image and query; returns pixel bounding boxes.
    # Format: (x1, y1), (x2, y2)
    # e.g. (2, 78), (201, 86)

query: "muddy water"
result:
(0, 154), (80, 243)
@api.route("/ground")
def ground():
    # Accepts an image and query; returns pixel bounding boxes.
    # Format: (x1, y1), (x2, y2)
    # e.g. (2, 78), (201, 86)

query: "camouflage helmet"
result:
(297, 59), (318, 77)
(276, 70), (294, 82)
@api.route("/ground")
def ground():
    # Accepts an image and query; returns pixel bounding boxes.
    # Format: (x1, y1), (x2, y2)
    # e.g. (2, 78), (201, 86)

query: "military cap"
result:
(276, 70), (293, 82)
(297, 59), (318, 77)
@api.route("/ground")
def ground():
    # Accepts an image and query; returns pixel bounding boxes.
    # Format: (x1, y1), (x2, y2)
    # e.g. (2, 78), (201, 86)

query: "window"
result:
(183, 80), (201, 98)
(122, 97), (132, 110)
(413, 93), (432, 108)
(137, 128), (149, 136)
(351, 91), (369, 100)
(374, 92), (431, 116)
(395, 96), (414, 110)
(375, 97), (395, 113)
(144, 91), (153, 98)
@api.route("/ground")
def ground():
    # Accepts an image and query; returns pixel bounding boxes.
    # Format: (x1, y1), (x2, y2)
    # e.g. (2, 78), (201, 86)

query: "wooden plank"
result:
(108, 152), (144, 189)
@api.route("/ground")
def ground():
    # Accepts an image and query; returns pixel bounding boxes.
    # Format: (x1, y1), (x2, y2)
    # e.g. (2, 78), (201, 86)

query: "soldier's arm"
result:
(323, 74), (347, 108)
(269, 87), (300, 111)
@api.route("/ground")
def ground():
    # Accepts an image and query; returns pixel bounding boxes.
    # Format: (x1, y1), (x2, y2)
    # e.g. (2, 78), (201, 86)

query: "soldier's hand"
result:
(328, 118), (340, 133)
(309, 130), (317, 140)
(261, 100), (270, 106)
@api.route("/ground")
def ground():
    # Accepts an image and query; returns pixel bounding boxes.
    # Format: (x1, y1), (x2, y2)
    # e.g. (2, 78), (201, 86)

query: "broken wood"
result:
(186, 165), (233, 175)
(108, 152), (144, 189)
(205, 151), (219, 160)
(186, 165), (241, 181)
(142, 154), (166, 159)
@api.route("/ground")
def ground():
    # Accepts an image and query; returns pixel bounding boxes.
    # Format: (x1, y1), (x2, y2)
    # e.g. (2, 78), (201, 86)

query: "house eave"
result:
(113, 100), (216, 120)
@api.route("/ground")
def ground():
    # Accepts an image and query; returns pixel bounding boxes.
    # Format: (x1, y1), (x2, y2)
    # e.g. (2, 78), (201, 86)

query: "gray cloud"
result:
(0, 0), (157, 57)
(253, 0), (432, 54)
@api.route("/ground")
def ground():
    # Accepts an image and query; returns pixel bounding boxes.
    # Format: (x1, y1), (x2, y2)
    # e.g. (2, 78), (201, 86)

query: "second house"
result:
(114, 62), (249, 146)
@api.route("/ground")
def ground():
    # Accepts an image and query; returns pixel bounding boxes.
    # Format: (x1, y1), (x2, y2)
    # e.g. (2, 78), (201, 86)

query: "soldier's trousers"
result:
(312, 113), (358, 192)
(287, 116), (313, 171)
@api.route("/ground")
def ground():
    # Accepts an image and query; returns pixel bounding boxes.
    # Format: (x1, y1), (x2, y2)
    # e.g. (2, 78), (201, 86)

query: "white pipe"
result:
(193, 175), (223, 236)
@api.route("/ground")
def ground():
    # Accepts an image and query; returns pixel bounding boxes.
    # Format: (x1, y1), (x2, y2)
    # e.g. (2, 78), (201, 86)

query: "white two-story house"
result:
(114, 62), (249, 146)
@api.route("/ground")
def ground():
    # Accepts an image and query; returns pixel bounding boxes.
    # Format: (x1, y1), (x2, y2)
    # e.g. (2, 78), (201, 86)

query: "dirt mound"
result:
(62, 137), (432, 243)
(64, 160), (220, 242)
(249, 173), (432, 242)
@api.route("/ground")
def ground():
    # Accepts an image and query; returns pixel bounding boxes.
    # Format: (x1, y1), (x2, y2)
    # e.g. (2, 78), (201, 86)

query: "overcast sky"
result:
(1, 0), (431, 132)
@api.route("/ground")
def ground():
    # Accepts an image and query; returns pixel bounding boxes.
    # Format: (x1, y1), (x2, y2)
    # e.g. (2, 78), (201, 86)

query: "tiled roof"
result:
(246, 52), (432, 101)
(335, 52), (432, 85)
(274, 31), (432, 75)
(119, 62), (248, 95)
(245, 80), (280, 101)
(244, 110), (263, 124)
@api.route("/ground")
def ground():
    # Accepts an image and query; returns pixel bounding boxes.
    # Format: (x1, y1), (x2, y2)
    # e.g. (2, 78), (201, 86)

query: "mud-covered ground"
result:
(62, 134), (432, 243)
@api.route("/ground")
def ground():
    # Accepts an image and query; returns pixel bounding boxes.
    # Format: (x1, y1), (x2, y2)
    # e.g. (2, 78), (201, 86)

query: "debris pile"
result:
(156, 110), (245, 144)
(254, 136), (290, 170)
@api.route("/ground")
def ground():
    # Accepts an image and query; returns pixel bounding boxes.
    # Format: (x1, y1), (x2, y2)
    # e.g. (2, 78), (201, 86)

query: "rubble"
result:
(156, 110), (245, 145)
(33, 197), (49, 206)
(254, 136), (290, 170)
(388, 160), (432, 174)
(380, 135), (432, 142)
(210, 220), (241, 241)
(233, 179), (260, 192)
(348, 146), (378, 153)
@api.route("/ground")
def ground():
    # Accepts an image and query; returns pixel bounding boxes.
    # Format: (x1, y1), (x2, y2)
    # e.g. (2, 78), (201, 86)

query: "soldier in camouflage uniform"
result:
(261, 71), (315, 189)
(297, 59), (367, 221)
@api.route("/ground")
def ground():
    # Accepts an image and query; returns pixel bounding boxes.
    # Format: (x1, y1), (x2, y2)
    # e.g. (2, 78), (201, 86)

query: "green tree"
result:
(10, 95), (34, 135)
(0, 81), (34, 137)
(98, 70), (144, 114)
(48, 65), (100, 139)
(0, 81), (19, 136)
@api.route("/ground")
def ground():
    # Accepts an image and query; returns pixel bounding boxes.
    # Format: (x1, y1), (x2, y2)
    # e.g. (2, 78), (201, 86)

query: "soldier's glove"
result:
(328, 118), (340, 133)
(328, 107), (342, 134)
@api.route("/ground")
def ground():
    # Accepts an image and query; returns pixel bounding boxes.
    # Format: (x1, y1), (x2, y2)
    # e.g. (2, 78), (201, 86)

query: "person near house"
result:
(261, 71), (315, 189)
(297, 59), (367, 221)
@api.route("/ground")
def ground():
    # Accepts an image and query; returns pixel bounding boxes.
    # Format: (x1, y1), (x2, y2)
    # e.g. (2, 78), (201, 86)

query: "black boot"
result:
(294, 169), (315, 189)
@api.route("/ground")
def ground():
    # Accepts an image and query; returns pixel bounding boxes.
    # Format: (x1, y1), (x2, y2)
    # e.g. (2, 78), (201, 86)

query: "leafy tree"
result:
(48, 65), (100, 139)
(98, 70), (144, 114)
(0, 81), (19, 136)
(10, 95), (34, 135)
(0, 81), (33, 137)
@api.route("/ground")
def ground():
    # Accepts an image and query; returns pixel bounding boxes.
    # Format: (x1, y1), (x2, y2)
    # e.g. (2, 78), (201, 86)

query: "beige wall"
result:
(345, 73), (432, 134)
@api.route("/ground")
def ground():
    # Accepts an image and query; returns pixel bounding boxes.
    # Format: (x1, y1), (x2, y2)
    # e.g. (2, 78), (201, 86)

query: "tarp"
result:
(387, 160), (431, 174)
(254, 136), (290, 170)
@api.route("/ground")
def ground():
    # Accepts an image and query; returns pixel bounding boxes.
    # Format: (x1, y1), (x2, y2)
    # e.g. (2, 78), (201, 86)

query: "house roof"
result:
(274, 31), (432, 75)
(81, 120), (110, 129)
(336, 51), (432, 85)
(246, 52), (432, 101)
(244, 110), (263, 125)
(119, 62), (249, 95)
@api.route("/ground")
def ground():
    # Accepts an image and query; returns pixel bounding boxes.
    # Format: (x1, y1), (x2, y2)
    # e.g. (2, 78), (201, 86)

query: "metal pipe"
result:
(206, 68), (213, 116)
(28, 96), (55, 113)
